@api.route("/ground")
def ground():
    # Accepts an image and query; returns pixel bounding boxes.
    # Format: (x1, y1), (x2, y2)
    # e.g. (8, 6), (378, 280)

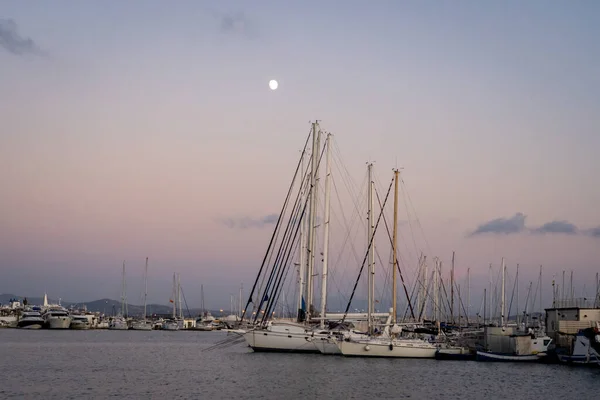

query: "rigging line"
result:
(260, 199), (305, 324)
(253, 169), (309, 322)
(260, 139), (327, 323)
(399, 177), (433, 257)
(179, 286), (192, 319)
(341, 175), (395, 324)
(256, 196), (304, 323)
(253, 171), (308, 319)
(374, 185), (416, 320)
(399, 180), (424, 268)
(241, 127), (312, 323)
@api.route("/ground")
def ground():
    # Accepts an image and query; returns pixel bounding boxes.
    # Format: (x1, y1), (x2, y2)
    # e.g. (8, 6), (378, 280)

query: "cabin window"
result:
(544, 340), (550, 346)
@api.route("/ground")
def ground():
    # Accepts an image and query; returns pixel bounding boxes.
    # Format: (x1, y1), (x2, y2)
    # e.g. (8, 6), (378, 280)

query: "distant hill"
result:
(0, 294), (229, 318)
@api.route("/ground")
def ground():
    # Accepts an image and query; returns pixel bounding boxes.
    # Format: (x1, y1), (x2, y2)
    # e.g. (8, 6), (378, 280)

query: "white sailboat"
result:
(162, 273), (181, 331)
(244, 122), (324, 353)
(336, 168), (438, 358)
(109, 261), (129, 330)
(131, 257), (153, 331)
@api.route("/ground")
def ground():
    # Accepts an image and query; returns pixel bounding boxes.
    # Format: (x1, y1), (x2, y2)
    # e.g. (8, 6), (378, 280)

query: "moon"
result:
(269, 79), (278, 90)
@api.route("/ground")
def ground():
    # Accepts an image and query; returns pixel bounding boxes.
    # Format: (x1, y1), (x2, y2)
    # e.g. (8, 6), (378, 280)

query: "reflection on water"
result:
(0, 330), (598, 399)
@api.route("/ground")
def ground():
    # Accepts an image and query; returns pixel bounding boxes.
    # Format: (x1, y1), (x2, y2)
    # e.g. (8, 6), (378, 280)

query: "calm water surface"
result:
(1, 330), (598, 399)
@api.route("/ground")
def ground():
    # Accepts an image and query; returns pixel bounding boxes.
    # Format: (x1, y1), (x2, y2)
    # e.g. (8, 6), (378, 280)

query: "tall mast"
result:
(367, 162), (375, 333)
(178, 273), (182, 319)
(422, 258), (428, 320)
(297, 150), (306, 321)
(144, 257), (148, 320)
(539, 266), (543, 326)
(595, 272), (600, 307)
(451, 251), (455, 324)
(305, 121), (319, 322)
(201, 284), (205, 315)
(319, 133), (332, 329)
(172, 273), (176, 318)
(570, 270), (574, 302)
(433, 259), (438, 322)
(488, 263), (492, 324)
(392, 168), (399, 323)
(239, 283), (243, 319)
(508, 264), (520, 329)
(467, 267), (471, 324)
(501, 257), (506, 327)
(121, 261), (126, 317)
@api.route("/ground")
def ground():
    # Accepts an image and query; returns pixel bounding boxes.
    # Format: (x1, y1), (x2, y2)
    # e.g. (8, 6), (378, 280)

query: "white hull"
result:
(313, 336), (342, 354)
(337, 338), (438, 358)
(131, 321), (153, 331)
(108, 320), (129, 330)
(476, 351), (545, 362)
(70, 322), (90, 330)
(19, 323), (43, 329)
(162, 322), (179, 331)
(244, 329), (321, 353)
(46, 317), (72, 329)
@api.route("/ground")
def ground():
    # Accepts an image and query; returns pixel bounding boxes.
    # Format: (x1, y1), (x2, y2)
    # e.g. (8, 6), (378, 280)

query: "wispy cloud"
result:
(0, 18), (44, 56)
(469, 212), (526, 236)
(218, 214), (278, 229)
(531, 220), (578, 235)
(203, 8), (255, 38)
(585, 226), (600, 238)
(469, 215), (600, 238)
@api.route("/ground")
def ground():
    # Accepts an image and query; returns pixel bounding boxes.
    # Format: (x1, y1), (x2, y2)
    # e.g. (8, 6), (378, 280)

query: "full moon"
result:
(269, 79), (278, 90)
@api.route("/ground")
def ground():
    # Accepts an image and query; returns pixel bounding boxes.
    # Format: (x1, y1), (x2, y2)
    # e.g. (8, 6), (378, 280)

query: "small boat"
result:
(43, 307), (72, 329)
(108, 316), (129, 330)
(70, 315), (91, 330)
(131, 320), (153, 331)
(17, 311), (44, 329)
(476, 351), (545, 362)
(436, 346), (475, 360)
(557, 322), (600, 367)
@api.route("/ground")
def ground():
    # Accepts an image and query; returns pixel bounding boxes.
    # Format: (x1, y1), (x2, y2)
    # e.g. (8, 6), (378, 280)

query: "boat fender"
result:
(364, 345), (370, 351)
(389, 343), (393, 351)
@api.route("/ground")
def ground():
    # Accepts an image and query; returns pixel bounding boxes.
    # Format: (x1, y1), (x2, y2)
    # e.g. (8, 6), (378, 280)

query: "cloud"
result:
(585, 226), (600, 238)
(531, 220), (578, 235)
(0, 18), (44, 56)
(469, 212), (527, 236)
(469, 215), (600, 239)
(219, 214), (278, 229)
(203, 8), (255, 38)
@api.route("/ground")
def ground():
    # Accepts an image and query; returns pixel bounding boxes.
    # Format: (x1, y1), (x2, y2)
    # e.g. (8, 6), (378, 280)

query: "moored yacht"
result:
(243, 321), (321, 353)
(17, 311), (44, 329)
(70, 315), (91, 330)
(108, 316), (129, 330)
(43, 307), (72, 329)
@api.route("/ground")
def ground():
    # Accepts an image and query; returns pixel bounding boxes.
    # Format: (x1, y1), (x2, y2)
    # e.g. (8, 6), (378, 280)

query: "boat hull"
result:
(69, 322), (90, 330)
(476, 351), (546, 362)
(244, 330), (320, 353)
(557, 354), (600, 366)
(313, 337), (342, 355)
(46, 317), (72, 329)
(131, 322), (153, 331)
(338, 339), (437, 358)
(17, 321), (44, 329)
(435, 348), (475, 360)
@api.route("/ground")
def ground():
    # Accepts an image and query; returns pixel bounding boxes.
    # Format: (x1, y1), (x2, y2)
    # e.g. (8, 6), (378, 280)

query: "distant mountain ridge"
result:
(0, 294), (226, 317)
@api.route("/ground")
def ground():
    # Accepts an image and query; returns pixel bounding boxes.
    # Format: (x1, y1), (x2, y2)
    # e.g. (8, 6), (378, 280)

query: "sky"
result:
(1, 1), (599, 312)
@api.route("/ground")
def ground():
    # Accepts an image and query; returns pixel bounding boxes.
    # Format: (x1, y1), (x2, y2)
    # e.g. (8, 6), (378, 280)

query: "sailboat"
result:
(476, 260), (553, 362)
(131, 257), (153, 331)
(336, 168), (439, 358)
(243, 122), (325, 353)
(109, 261), (129, 330)
(162, 273), (182, 331)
